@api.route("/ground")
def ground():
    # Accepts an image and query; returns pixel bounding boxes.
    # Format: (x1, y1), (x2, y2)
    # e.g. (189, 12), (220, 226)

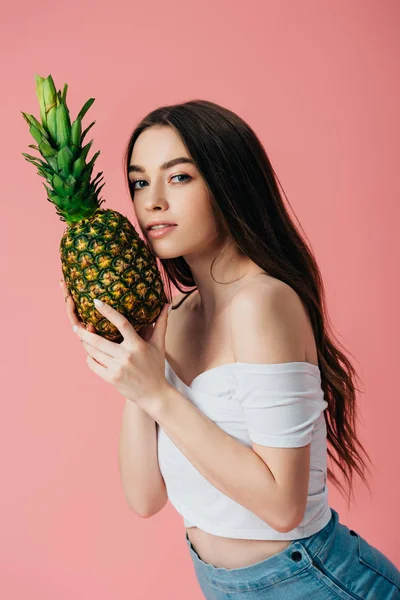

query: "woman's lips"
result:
(147, 225), (178, 239)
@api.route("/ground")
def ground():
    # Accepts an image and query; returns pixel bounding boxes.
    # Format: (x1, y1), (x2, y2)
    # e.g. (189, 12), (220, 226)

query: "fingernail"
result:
(72, 325), (79, 333)
(93, 298), (104, 308)
(59, 280), (63, 287)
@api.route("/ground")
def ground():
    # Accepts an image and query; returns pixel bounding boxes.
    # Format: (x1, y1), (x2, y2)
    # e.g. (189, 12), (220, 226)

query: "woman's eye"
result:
(171, 174), (191, 184)
(130, 180), (147, 191)
(130, 174), (191, 191)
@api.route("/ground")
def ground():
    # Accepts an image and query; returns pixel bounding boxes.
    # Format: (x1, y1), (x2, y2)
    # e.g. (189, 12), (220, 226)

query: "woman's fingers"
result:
(81, 340), (111, 368)
(60, 279), (102, 367)
(60, 278), (87, 330)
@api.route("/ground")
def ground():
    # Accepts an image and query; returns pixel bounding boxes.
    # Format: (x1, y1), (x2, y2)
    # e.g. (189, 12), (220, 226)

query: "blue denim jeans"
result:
(185, 508), (400, 599)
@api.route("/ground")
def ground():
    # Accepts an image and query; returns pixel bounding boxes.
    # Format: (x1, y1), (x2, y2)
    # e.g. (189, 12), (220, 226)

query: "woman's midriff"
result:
(186, 526), (293, 569)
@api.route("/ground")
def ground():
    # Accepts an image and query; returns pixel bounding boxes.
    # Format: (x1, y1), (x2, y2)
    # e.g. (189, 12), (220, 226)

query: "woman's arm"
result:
(146, 385), (289, 531)
(118, 398), (167, 517)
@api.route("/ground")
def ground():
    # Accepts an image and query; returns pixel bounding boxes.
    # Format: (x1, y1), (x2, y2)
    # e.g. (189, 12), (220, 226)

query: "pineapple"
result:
(21, 74), (168, 343)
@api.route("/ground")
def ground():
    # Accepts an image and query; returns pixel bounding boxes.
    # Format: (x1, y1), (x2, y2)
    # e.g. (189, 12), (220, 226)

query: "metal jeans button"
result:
(291, 550), (302, 562)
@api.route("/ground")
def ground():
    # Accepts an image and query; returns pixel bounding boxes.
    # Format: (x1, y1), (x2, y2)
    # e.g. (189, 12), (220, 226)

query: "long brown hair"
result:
(123, 99), (373, 507)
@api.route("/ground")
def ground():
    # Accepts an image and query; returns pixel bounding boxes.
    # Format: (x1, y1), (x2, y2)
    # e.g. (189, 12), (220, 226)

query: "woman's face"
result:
(128, 125), (224, 260)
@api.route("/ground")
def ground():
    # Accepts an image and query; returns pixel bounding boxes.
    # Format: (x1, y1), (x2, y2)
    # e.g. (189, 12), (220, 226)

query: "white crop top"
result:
(157, 358), (331, 540)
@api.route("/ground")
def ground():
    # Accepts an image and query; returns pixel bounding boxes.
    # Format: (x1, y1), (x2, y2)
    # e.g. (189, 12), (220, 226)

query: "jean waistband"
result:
(186, 507), (338, 590)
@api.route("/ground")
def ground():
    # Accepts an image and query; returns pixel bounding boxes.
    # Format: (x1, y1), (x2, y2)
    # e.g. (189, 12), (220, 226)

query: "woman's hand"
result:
(60, 278), (156, 341)
(60, 279), (172, 409)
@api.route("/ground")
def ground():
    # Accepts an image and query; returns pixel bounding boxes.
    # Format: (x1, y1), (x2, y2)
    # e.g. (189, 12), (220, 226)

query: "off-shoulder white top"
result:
(156, 359), (331, 540)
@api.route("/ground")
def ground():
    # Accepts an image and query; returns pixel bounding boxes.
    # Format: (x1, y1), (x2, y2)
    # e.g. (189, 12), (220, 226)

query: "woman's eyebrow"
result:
(128, 157), (195, 174)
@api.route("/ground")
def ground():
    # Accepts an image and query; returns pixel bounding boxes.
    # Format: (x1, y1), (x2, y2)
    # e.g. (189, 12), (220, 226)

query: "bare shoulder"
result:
(232, 277), (307, 318)
(230, 277), (311, 364)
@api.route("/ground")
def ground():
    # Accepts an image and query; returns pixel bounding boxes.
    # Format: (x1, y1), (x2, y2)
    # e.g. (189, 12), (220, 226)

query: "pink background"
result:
(2, 0), (399, 597)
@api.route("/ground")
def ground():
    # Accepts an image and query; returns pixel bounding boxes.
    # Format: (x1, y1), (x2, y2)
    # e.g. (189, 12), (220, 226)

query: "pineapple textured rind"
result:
(60, 208), (168, 343)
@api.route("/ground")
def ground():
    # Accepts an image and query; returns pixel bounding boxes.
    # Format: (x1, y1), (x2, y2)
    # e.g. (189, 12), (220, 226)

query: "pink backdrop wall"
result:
(2, 0), (399, 597)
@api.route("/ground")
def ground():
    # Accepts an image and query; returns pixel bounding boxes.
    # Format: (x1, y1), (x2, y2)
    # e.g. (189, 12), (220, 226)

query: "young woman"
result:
(62, 100), (400, 599)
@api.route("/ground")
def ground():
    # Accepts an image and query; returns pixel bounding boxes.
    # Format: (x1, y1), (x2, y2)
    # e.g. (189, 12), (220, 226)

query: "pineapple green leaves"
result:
(21, 74), (105, 224)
